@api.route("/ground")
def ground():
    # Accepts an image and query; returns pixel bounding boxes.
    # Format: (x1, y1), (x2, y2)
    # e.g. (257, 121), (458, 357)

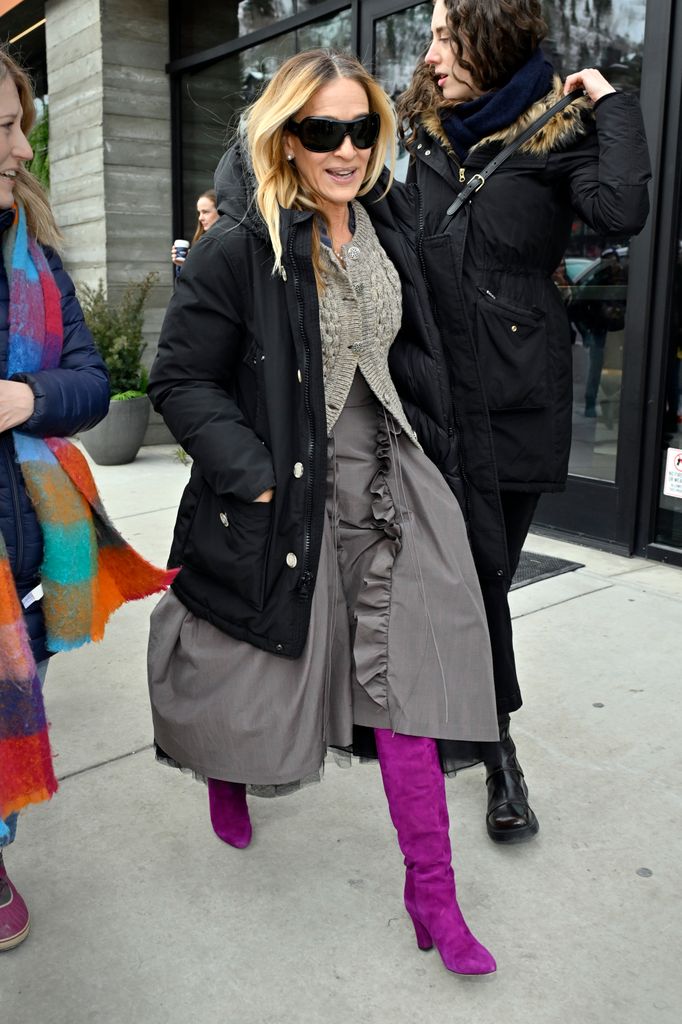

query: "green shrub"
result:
(79, 273), (158, 397)
(27, 108), (49, 191)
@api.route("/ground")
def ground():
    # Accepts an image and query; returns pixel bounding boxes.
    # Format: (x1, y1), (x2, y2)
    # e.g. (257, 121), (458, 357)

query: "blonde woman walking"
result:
(148, 50), (501, 976)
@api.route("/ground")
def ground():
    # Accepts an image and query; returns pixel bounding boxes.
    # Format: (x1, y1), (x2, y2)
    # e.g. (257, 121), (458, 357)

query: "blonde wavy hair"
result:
(242, 49), (396, 283)
(0, 47), (62, 250)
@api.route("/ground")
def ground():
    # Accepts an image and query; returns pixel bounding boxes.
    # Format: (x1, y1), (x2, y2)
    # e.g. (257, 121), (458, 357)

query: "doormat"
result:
(511, 551), (584, 590)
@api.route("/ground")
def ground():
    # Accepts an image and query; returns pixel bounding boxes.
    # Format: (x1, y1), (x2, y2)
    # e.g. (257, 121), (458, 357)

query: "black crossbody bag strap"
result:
(439, 89), (584, 228)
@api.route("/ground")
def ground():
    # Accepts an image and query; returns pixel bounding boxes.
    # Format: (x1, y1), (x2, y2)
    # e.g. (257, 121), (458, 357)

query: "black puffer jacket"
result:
(0, 207), (110, 660)
(407, 82), (651, 492)
(149, 146), (508, 658)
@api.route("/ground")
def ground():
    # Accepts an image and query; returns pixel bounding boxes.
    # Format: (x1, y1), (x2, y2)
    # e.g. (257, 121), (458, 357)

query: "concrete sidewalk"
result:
(2, 445), (680, 1024)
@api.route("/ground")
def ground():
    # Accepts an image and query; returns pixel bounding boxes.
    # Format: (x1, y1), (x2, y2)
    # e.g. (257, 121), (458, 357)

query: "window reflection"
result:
(542, 0), (645, 85)
(373, 2), (432, 183)
(545, 0), (647, 482)
(239, 1), (329, 37)
(177, 1), (331, 58)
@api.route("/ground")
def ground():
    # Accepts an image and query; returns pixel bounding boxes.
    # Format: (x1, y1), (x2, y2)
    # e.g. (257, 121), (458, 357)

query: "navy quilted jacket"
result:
(0, 207), (110, 660)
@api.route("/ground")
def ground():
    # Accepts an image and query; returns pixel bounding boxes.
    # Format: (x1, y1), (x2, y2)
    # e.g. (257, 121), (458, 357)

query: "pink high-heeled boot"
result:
(374, 729), (496, 976)
(207, 778), (252, 849)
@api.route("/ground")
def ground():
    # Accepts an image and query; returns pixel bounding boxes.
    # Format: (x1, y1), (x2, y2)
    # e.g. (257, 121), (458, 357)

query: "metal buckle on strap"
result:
(469, 173), (486, 192)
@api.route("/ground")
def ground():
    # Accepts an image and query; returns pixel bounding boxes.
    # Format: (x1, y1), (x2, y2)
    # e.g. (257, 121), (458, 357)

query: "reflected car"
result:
(566, 247), (629, 335)
(564, 257), (593, 282)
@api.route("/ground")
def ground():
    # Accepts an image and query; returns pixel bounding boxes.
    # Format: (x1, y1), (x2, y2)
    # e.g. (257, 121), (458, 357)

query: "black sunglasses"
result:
(286, 113), (380, 153)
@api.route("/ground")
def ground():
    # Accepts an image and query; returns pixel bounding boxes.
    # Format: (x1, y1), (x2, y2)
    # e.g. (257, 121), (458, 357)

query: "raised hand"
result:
(564, 68), (617, 103)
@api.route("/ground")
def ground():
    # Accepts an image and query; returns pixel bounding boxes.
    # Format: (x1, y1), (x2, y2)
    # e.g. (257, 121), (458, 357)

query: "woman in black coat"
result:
(398, 0), (651, 843)
(0, 49), (109, 951)
(148, 50), (506, 976)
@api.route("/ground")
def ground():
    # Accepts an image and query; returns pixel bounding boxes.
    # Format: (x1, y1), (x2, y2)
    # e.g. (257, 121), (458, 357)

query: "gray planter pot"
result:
(80, 394), (151, 465)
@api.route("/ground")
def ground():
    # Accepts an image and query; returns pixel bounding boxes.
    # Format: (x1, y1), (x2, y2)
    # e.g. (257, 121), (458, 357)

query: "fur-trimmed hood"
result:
(418, 75), (592, 159)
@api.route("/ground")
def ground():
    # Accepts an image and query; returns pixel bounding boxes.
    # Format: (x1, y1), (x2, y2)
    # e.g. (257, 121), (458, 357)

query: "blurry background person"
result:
(0, 47), (175, 952)
(398, 0), (651, 845)
(170, 189), (219, 268)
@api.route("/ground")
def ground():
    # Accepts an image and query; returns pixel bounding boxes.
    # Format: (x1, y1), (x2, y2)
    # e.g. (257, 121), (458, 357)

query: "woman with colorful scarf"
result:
(397, 0), (650, 845)
(0, 48), (175, 951)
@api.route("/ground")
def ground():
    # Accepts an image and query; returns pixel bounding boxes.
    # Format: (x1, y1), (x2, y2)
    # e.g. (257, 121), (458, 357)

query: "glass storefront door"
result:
(654, 162), (682, 549)
(535, 0), (649, 542)
(545, 0), (647, 478)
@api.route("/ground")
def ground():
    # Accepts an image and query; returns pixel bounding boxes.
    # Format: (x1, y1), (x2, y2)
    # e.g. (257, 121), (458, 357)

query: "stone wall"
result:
(45, 0), (106, 283)
(45, 0), (173, 443)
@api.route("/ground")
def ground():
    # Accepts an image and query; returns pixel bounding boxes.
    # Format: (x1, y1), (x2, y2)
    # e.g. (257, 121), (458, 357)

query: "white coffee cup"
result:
(173, 239), (190, 261)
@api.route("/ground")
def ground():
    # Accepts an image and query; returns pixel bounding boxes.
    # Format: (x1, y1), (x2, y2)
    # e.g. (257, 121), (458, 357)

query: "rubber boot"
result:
(374, 729), (496, 976)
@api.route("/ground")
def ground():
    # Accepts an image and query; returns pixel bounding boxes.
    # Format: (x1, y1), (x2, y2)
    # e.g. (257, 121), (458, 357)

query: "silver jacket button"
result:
(286, 552), (298, 569)
(219, 512), (229, 527)
(424, 149), (431, 156)
(293, 462), (304, 478)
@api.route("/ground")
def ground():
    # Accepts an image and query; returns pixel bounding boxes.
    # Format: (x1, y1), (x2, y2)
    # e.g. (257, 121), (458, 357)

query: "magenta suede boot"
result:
(374, 729), (496, 976)
(207, 778), (252, 849)
(0, 853), (30, 951)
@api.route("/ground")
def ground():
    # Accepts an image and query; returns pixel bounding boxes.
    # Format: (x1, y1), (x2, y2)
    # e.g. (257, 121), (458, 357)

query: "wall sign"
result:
(663, 447), (682, 500)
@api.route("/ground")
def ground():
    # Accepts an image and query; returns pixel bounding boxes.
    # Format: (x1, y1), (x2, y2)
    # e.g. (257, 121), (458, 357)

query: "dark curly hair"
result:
(447, 0), (547, 91)
(398, 0), (548, 143)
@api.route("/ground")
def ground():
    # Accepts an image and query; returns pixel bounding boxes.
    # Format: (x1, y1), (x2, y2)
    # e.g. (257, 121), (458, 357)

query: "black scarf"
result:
(442, 48), (554, 162)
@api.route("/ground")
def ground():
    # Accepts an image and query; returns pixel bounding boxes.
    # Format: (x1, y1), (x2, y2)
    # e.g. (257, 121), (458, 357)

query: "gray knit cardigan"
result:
(318, 202), (420, 445)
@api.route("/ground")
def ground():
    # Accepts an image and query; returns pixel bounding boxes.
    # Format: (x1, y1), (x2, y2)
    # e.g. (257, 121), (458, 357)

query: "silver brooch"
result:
(346, 245), (361, 261)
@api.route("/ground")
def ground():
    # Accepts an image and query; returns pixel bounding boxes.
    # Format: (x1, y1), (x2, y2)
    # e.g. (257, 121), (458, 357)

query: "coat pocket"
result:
(475, 289), (549, 410)
(182, 483), (274, 611)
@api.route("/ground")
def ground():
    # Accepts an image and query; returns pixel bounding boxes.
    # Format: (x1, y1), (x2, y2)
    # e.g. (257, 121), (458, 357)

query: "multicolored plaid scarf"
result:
(0, 205), (176, 836)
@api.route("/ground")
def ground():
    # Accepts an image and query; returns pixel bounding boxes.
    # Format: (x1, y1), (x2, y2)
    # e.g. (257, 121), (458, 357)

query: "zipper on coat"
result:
(1, 435), (25, 579)
(414, 182), (430, 295)
(287, 228), (316, 598)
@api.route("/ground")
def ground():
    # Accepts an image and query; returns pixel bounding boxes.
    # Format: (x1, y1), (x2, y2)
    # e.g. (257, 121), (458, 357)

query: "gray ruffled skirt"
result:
(148, 373), (498, 792)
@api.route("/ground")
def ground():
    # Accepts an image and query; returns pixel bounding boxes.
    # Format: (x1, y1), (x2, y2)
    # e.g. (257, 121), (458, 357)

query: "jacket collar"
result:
(418, 75), (590, 162)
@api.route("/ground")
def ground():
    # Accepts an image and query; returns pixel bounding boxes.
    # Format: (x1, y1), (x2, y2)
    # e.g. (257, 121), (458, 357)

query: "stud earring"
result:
(287, 154), (294, 162)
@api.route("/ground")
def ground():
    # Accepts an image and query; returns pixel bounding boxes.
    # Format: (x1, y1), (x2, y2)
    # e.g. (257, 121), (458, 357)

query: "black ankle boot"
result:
(484, 717), (539, 844)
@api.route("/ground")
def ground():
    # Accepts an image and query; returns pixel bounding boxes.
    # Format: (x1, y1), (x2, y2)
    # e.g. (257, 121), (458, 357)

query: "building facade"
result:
(2, 0), (681, 564)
